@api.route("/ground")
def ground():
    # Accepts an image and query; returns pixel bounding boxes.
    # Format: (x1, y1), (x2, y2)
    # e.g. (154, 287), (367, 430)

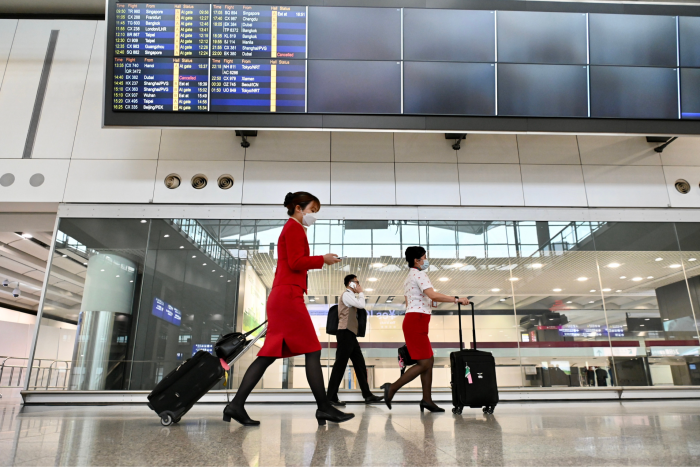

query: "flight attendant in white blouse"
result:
(381, 246), (470, 413)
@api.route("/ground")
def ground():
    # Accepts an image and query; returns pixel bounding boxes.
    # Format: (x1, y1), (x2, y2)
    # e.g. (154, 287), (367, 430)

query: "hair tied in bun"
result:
(283, 191), (321, 216)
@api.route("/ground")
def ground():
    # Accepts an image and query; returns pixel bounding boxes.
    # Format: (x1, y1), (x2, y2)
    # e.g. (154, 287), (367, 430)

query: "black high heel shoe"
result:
(380, 383), (392, 410)
(419, 400), (445, 413)
(223, 404), (260, 426)
(315, 408), (355, 426)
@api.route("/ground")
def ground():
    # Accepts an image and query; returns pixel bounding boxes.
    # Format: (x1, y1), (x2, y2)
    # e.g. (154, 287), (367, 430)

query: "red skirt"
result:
(257, 284), (322, 358)
(403, 312), (433, 360)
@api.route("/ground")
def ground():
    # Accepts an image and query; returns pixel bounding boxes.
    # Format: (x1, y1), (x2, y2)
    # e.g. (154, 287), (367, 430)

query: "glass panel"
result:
(594, 222), (695, 387)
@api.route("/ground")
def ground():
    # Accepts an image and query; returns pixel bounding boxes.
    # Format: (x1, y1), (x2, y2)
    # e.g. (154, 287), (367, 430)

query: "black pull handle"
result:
(471, 301), (477, 351)
(456, 297), (464, 351)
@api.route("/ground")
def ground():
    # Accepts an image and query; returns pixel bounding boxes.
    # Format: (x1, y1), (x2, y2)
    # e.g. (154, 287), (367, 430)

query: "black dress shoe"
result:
(328, 397), (346, 407)
(364, 394), (384, 404)
(419, 400), (445, 413)
(223, 404), (260, 426)
(316, 408), (355, 426)
(380, 383), (392, 410)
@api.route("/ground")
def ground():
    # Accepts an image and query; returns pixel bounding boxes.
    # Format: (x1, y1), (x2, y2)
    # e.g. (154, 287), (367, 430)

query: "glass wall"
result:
(28, 218), (700, 391)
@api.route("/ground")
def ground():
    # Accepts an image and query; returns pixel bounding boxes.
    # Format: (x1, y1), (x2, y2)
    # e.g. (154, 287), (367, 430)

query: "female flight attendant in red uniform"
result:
(223, 192), (354, 426)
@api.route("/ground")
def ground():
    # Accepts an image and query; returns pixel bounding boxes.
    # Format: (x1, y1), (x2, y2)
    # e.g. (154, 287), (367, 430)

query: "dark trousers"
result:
(327, 330), (371, 399)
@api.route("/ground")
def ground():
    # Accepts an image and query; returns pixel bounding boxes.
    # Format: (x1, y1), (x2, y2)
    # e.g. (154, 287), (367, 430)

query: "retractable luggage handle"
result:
(455, 298), (477, 351)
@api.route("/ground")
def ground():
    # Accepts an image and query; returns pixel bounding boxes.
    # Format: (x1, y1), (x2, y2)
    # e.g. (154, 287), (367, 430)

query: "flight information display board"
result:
(106, 1), (700, 130)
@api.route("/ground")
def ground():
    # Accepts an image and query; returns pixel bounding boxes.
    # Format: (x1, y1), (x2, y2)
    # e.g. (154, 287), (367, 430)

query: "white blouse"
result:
(403, 268), (434, 315)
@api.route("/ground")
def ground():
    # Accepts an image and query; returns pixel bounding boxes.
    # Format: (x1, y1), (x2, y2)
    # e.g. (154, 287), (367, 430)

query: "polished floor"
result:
(1, 400), (700, 466)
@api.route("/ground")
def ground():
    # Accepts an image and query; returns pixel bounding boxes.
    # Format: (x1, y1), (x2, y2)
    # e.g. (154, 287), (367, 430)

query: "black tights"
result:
(388, 357), (435, 403)
(230, 350), (332, 412)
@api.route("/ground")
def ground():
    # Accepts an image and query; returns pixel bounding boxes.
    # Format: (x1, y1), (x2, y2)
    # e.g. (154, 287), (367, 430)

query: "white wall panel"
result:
(659, 137), (700, 166)
(661, 166), (700, 208)
(245, 131), (329, 161)
(63, 160), (158, 203)
(242, 161), (330, 205)
(577, 136), (661, 166)
(0, 159), (69, 202)
(33, 21), (97, 160)
(158, 130), (244, 160)
(395, 163), (460, 205)
(582, 165), (669, 207)
(0, 21), (53, 159)
(331, 131), (394, 162)
(394, 133), (457, 163)
(521, 165), (588, 207)
(458, 163), (524, 206)
(330, 162), (395, 205)
(457, 134), (519, 164)
(0, 20), (18, 91)
(517, 135), (580, 165)
(153, 161), (243, 204)
(72, 22), (161, 160)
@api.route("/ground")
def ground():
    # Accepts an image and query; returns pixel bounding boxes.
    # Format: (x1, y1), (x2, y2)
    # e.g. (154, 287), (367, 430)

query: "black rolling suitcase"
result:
(147, 323), (267, 426)
(450, 300), (499, 415)
(147, 350), (225, 426)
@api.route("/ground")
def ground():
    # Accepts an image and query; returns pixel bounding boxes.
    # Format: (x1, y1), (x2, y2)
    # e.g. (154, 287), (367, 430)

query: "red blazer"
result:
(272, 218), (324, 293)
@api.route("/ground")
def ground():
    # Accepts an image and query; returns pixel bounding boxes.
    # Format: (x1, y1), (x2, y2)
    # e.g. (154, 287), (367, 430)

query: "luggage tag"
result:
(220, 358), (230, 386)
(465, 365), (473, 384)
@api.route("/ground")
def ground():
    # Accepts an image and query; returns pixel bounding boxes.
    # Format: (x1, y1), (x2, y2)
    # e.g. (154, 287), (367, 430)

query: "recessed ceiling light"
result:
(116, 275), (120, 278)
(212, 270), (215, 272)
(689, 258), (697, 262)
(310, 298), (315, 302)
(163, 234), (169, 238)
(647, 276), (654, 279)
(491, 288), (500, 292)
(589, 301), (595, 303)
(616, 290), (622, 293)
(140, 220), (147, 224)
(655, 257), (663, 262)
(644, 318), (650, 321)
(130, 280), (133, 283)
(632, 277), (643, 281)
(192, 255), (196, 258)
(531, 263), (543, 269)
(62, 254), (67, 258)
(590, 289), (596, 293)
(21, 233), (32, 239)
(508, 277), (519, 281)
(220, 275), (223, 278)
(453, 263), (463, 268)
(372, 263), (383, 268)
(83, 262), (88, 266)
(439, 277), (449, 282)
(640, 324), (645, 327)
(670, 264), (682, 268)
(227, 280), (231, 282)
(100, 269), (105, 272)
(602, 288), (611, 292)
(365, 288), (373, 292)
(368, 278), (378, 282)
(577, 277), (588, 282)
(620, 276), (627, 279)
(180, 246), (184, 249)
(499, 298), (506, 302)
(203, 263), (207, 266)
(553, 288), (562, 292)
(566, 301), (572, 304)
(607, 263), (620, 268)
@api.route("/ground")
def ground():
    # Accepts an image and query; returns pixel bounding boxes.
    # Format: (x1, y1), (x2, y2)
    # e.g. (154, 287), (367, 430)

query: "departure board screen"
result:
(106, 1), (700, 132)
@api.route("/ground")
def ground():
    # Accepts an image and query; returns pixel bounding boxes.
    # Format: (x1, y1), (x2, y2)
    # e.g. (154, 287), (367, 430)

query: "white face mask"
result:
(302, 212), (317, 227)
(419, 259), (430, 271)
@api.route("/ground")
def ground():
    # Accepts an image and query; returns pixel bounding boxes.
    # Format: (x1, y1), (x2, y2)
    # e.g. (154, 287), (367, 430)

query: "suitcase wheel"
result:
(483, 406), (495, 415)
(160, 414), (173, 426)
(452, 406), (463, 415)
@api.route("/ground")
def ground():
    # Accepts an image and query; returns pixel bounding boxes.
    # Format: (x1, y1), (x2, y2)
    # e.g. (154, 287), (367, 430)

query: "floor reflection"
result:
(1, 401), (700, 466)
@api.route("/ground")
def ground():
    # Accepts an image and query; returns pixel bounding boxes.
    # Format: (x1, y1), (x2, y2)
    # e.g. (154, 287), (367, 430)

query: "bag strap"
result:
(243, 320), (268, 337)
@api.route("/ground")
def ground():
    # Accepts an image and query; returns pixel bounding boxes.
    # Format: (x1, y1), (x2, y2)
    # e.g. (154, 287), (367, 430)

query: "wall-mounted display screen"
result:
(307, 60), (401, 114)
(679, 16), (700, 67)
(307, 7), (401, 60)
(152, 297), (182, 326)
(403, 62), (495, 115)
(589, 14), (678, 67)
(497, 11), (588, 65)
(590, 66), (679, 119)
(106, 2), (700, 131)
(497, 64), (588, 117)
(403, 9), (494, 62)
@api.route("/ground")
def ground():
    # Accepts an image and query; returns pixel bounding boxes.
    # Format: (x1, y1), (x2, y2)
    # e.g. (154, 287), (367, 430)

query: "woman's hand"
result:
(457, 297), (470, 306)
(323, 254), (342, 265)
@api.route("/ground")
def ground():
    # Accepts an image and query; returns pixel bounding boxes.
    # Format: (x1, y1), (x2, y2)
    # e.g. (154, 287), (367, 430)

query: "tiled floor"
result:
(1, 400), (700, 466)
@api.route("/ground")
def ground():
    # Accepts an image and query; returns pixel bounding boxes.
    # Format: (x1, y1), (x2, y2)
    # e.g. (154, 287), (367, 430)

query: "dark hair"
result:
(344, 274), (357, 287)
(283, 191), (321, 216)
(405, 246), (426, 268)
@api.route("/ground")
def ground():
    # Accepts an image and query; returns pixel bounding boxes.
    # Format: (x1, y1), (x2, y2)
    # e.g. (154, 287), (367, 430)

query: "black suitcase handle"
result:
(456, 298), (476, 351)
